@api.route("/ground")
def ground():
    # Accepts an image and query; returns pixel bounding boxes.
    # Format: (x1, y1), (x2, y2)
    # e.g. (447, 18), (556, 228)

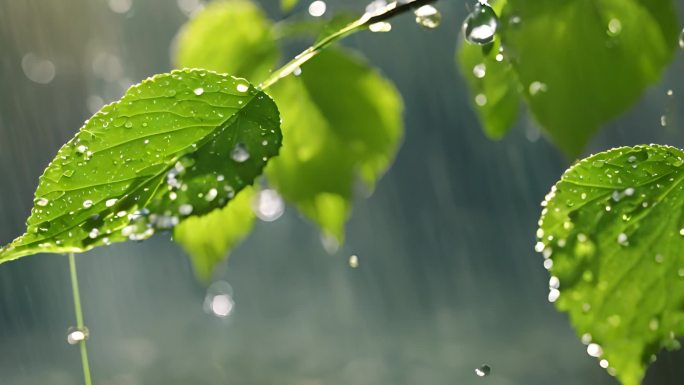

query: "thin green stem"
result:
(258, 0), (438, 90)
(68, 252), (93, 385)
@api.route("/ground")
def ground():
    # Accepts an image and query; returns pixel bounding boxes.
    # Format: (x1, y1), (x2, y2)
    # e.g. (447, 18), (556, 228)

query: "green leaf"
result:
(281, 0), (298, 13)
(458, 36), (520, 139)
(0, 69), (281, 263)
(536, 144), (684, 385)
(503, 0), (678, 156)
(175, 0), (279, 83)
(174, 186), (256, 282)
(267, 48), (403, 240)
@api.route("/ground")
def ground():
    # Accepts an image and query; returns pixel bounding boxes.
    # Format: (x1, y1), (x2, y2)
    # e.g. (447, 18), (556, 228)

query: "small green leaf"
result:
(0, 69), (281, 263)
(458, 37), (520, 139)
(281, 0), (299, 13)
(267, 48), (403, 240)
(175, 0), (278, 83)
(537, 145), (684, 385)
(174, 186), (256, 282)
(503, 0), (678, 156)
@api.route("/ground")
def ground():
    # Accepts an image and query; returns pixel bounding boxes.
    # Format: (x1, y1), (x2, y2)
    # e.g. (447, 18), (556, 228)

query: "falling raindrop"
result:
(203, 281), (235, 318)
(66, 326), (90, 345)
(679, 28), (684, 49)
(21, 53), (56, 84)
(349, 255), (359, 268)
(369, 21), (392, 33)
(231, 143), (250, 162)
(463, 2), (499, 45)
(252, 189), (284, 222)
(414, 5), (442, 29)
(474, 364), (491, 377)
(308, 0), (326, 17)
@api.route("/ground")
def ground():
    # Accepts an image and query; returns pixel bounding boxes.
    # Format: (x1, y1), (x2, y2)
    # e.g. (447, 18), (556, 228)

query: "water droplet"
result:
(66, 326), (90, 345)
(474, 93), (487, 106)
(124, 120), (133, 128)
(21, 53), (56, 84)
(548, 288), (560, 302)
(581, 333), (592, 344)
(463, 2), (498, 45)
(88, 228), (99, 239)
(369, 21), (392, 33)
(35, 197), (49, 207)
(473, 63), (486, 78)
(592, 159), (605, 168)
(308, 0), (326, 17)
(179, 204), (193, 216)
(252, 189), (284, 222)
(76, 145), (88, 154)
(679, 28), (684, 49)
(529, 81), (548, 95)
(617, 233), (628, 246)
(660, 115), (667, 127)
(83, 200), (93, 208)
(108, 0), (132, 14)
(474, 364), (491, 377)
(655, 254), (664, 263)
(549, 276), (560, 289)
(231, 143), (250, 162)
(105, 198), (118, 207)
(679, 228), (684, 236)
(193, 87), (204, 96)
(414, 5), (441, 29)
(205, 188), (218, 202)
(349, 255), (359, 268)
(203, 281), (235, 318)
(599, 359), (610, 369)
(607, 18), (622, 36)
(587, 343), (603, 357)
(236, 83), (249, 93)
(293, 67), (302, 76)
(534, 241), (545, 253)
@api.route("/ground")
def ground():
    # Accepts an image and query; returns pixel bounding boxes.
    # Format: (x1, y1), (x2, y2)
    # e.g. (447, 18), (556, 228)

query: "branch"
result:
(258, 0), (440, 90)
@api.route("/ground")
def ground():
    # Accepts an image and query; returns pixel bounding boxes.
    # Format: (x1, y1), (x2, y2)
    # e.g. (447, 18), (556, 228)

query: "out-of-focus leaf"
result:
(175, 0), (279, 83)
(458, 0), (677, 156)
(174, 187), (256, 281)
(281, 0), (298, 13)
(503, 0), (678, 156)
(267, 49), (403, 240)
(0, 69), (281, 263)
(458, 37), (520, 139)
(536, 144), (684, 385)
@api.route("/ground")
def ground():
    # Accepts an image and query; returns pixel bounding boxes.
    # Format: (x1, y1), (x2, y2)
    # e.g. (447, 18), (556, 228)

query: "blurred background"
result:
(1, 0), (684, 384)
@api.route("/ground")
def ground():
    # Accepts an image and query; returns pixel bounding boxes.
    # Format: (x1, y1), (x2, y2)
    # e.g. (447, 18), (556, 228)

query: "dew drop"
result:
(231, 143), (250, 162)
(179, 204), (193, 216)
(414, 5), (441, 29)
(66, 326), (90, 345)
(193, 87), (204, 96)
(474, 364), (491, 377)
(463, 2), (498, 45)
(369, 21), (392, 33)
(587, 343), (603, 357)
(473, 63), (486, 78)
(252, 189), (284, 222)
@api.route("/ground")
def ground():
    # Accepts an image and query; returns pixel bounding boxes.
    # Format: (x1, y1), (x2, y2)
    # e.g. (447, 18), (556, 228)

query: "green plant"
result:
(1, 0), (682, 384)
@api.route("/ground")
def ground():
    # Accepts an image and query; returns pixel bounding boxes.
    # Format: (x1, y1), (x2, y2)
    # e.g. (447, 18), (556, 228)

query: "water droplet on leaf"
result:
(463, 2), (498, 45)
(369, 21), (392, 32)
(414, 5), (441, 29)
(66, 326), (90, 345)
(231, 143), (250, 162)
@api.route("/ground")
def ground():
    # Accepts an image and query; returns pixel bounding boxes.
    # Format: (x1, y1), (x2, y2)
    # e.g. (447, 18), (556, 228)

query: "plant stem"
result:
(68, 252), (93, 385)
(258, 0), (438, 90)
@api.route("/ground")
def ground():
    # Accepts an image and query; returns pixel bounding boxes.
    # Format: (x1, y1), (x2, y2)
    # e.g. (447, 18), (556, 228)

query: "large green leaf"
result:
(175, 2), (403, 244)
(502, 0), (678, 156)
(536, 144), (684, 385)
(175, 0), (278, 83)
(0, 69), (281, 263)
(174, 186), (256, 281)
(267, 49), (403, 241)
